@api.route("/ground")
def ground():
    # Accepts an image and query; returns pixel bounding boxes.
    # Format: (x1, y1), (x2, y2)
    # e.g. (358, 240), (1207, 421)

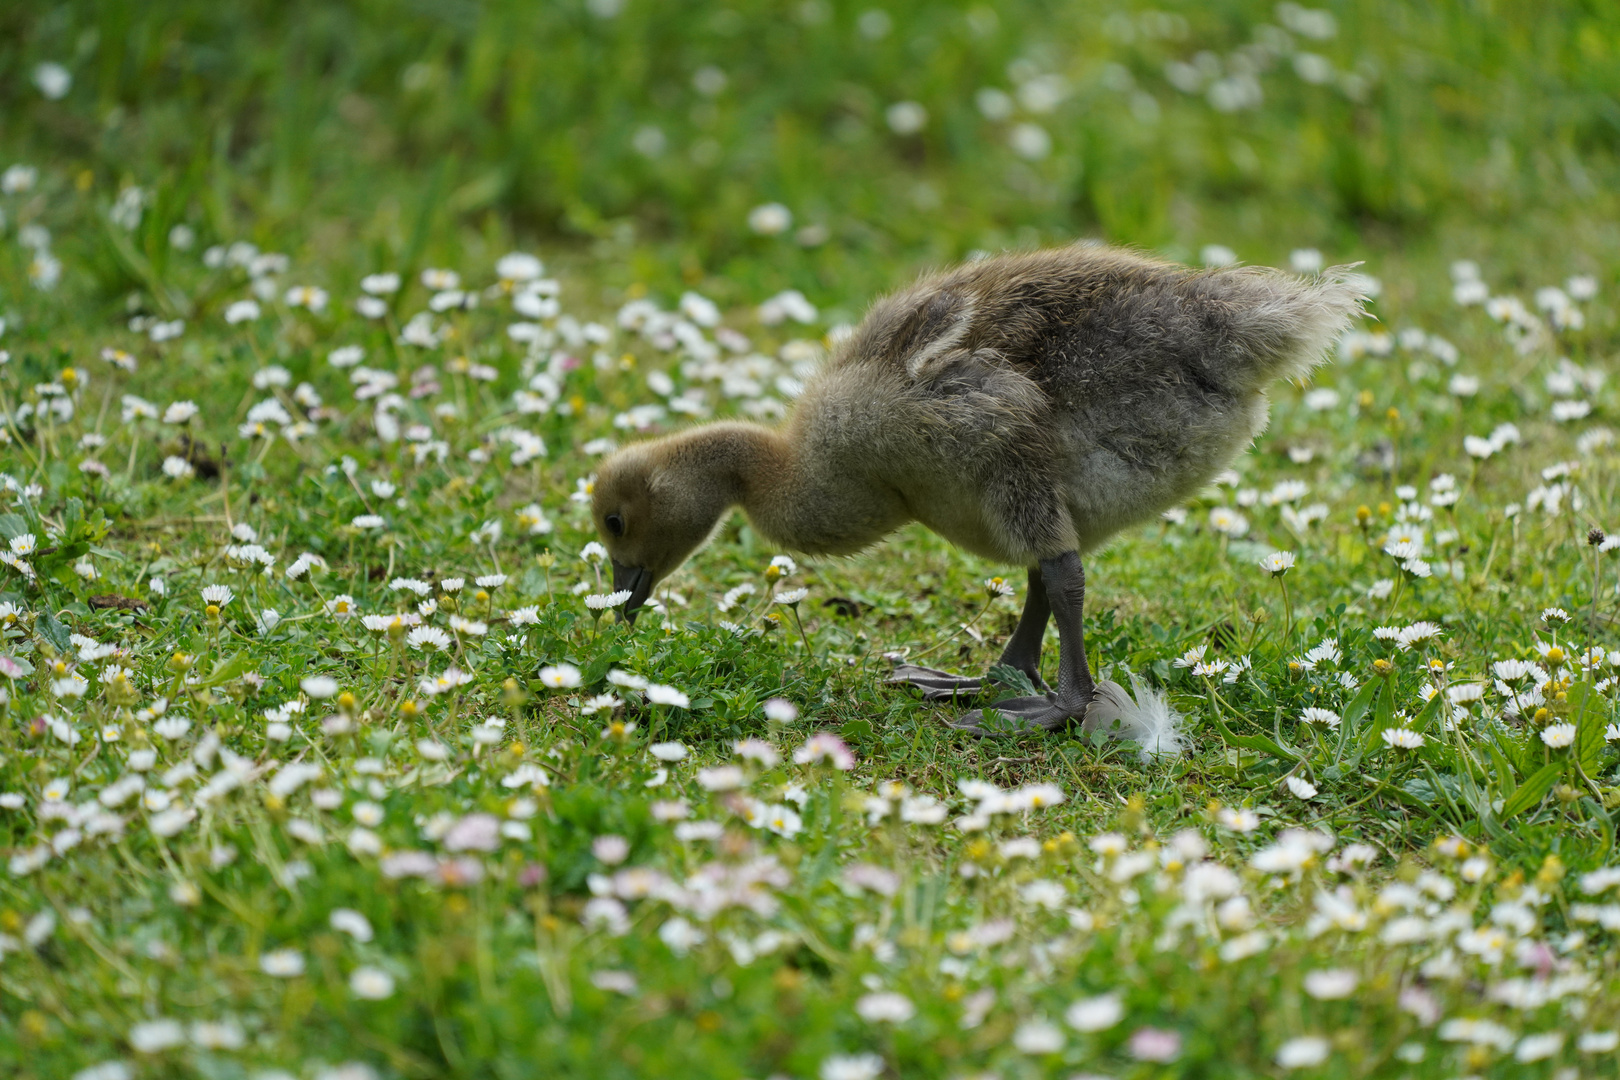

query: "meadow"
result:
(2, 1), (1620, 1077)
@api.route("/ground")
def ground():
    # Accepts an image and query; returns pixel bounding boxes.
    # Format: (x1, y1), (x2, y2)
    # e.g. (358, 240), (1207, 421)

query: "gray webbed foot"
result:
(948, 690), (1094, 736)
(887, 662), (1049, 701)
(886, 664), (986, 701)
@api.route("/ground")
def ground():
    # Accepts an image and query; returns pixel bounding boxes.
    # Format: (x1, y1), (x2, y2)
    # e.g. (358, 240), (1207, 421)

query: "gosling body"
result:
(592, 244), (1364, 733)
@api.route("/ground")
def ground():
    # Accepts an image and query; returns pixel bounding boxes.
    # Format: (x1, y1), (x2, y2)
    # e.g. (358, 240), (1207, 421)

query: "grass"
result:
(2, 1), (1620, 1077)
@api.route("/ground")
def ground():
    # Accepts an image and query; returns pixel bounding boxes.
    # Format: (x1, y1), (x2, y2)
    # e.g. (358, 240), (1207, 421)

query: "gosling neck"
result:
(679, 420), (899, 557)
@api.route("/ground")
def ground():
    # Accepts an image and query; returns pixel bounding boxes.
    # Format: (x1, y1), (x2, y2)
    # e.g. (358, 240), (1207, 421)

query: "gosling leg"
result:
(887, 567), (1051, 699)
(950, 552), (1094, 734)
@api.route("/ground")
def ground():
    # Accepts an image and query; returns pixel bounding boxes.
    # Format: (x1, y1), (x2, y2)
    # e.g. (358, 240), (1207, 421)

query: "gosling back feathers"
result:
(779, 244), (1367, 563)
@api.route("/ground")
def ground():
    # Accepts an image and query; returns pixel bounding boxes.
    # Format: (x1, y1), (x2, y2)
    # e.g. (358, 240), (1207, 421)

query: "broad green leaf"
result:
(1500, 760), (1566, 820)
(1206, 706), (1298, 761)
(1484, 736), (1519, 802)
(1361, 676), (1398, 753)
(1339, 679), (1379, 733)
(197, 651), (256, 688)
(1568, 681), (1609, 776)
(1409, 690), (1445, 735)
(38, 611), (71, 653)
(1334, 680), (1381, 768)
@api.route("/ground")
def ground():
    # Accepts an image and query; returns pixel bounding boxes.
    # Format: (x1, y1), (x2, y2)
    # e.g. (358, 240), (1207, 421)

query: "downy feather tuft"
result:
(1083, 674), (1187, 763)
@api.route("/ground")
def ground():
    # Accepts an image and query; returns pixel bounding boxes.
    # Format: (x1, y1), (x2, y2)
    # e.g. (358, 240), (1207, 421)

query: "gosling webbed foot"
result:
(886, 664), (987, 701)
(948, 689), (1094, 736)
(887, 662), (1049, 701)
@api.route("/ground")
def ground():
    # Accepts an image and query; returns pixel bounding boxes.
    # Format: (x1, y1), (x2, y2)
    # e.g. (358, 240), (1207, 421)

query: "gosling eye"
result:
(605, 513), (624, 537)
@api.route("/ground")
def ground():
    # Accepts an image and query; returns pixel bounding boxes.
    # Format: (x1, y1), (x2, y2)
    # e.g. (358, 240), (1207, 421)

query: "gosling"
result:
(590, 244), (1364, 734)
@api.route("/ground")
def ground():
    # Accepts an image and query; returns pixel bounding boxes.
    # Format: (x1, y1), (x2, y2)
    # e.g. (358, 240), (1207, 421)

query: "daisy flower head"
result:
(1127, 1027), (1182, 1063)
(225, 299), (261, 324)
(497, 252), (543, 282)
(645, 684), (690, 708)
(734, 738), (781, 768)
(818, 1053), (882, 1080)
(747, 203), (793, 236)
(1276, 1037), (1330, 1070)
(361, 273), (399, 295)
(1401, 558), (1432, 579)
(260, 949), (306, 977)
(1305, 639), (1341, 666)
(794, 732), (856, 770)
(1286, 775), (1318, 800)
(538, 664), (582, 689)
(407, 626), (451, 652)
(1066, 992), (1124, 1033)
(162, 401), (199, 424)
(585, 590), (632, 611)
(1258, 550), (1296, 576)
(1384, 539), (1423, 561)
(1173, 645), (1207, 669)
(421, 267), (460, 290)
(1541, 723), (1576, 748)
(300, 675), (339, 699)
(1012, 1019), (1064, 1055)
(1393, 621), (1442, 651)
(418, 667), (473, 696)
(763, 697), (799, 724)
(350, 967), (396, 1000)
(516, 503), (553, 535)
(717, 583), (756, 612)
(285, 552), (327, 580)
(1382, 727), (1425, 750)
(854, 990), (916, 1024)
(607, 668), (648, 690)
(1208, 507), (1249, 538)
(1216, 806), (1261, 832)
(284, 285), (328, 312)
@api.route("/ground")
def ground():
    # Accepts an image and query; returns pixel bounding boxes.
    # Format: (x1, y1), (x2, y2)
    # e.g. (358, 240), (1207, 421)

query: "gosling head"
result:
(590, 435), (736, 621)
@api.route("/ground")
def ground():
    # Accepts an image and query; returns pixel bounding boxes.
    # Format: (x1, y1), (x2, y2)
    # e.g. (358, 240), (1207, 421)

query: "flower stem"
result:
(788, 606), (812, 655)
(1277, 575), (1293, 655)
(1591, 545), (1603, 641)
(908, 595), (993, 663)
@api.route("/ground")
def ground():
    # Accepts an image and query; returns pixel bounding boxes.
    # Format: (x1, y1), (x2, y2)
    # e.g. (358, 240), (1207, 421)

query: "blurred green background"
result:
(3, 0), (1618, 312)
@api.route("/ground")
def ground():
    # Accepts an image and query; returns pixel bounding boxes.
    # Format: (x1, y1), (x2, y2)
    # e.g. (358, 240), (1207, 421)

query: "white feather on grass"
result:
(1083, 674), (1187, 763)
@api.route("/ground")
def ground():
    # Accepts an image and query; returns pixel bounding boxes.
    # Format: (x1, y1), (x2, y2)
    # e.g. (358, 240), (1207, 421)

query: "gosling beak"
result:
(611, 560), (653, 624)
